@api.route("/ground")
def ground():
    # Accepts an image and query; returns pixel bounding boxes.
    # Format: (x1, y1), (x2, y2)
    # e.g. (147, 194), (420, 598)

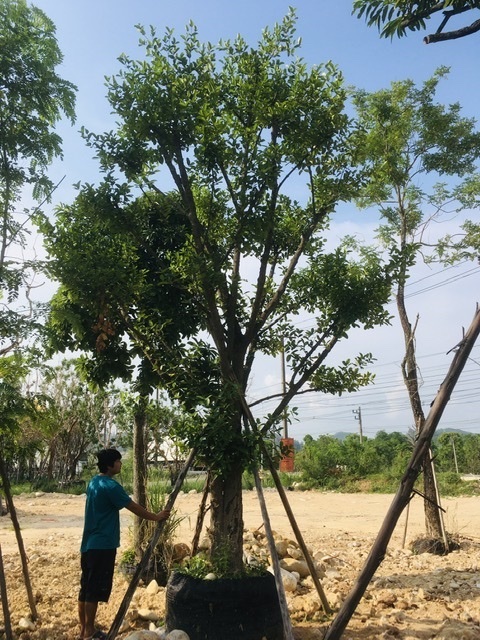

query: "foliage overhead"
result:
(0, 0), (76, 355)
(42, 11), (395, 465)
(353, 0), (480, 43)
(353, 67), (480, 264)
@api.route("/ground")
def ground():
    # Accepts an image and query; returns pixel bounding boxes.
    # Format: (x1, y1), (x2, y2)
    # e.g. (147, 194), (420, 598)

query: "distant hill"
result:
(323, 428), (476, 442)
(433, 428), (474, 440)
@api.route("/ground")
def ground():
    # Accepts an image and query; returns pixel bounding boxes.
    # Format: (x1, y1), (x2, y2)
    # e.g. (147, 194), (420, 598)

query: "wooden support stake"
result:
(260, 440), (333, 615)
(107, 448), (196, 640)
(240, 399), (332, 615)
(253, 465), (294, 640)
(190, 471), (211, 556)
(324, 306), (480, 640)
(0, 455), (37, 620)
(0, 542), (13, 640)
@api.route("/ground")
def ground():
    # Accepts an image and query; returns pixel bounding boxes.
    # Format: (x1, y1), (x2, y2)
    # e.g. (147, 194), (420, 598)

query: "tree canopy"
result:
(0, 0), (76, 356)
(0, 0), (76, 489)
(42, 10), (395, 571)
(353, 1), (480, 43)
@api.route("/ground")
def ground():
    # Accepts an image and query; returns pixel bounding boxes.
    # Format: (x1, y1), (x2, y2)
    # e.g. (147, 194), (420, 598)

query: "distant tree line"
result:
(296, 430), (480, 487)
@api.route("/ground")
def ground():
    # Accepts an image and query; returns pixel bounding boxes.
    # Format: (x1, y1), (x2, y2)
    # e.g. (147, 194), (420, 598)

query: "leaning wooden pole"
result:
(239, 398), (332, 614)
(191, 470), (211, 556)
(324, 306), (480, 640)
(253, 465), (295, 640)
(0, 454), (38, 621)
(106, 448), (196, 640)
(0, 542), (13, 640)
(259, 439), (332, 614)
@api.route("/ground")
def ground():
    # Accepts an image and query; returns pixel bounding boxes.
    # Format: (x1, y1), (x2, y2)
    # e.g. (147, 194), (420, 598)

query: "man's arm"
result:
(125, 500), (171, 522)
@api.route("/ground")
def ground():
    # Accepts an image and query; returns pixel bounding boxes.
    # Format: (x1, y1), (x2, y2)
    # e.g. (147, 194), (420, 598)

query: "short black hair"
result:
(96, 448), (122, 473)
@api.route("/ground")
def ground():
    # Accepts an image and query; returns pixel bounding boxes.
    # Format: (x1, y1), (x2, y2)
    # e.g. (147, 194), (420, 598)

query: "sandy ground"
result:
(1, 488), (480, 639)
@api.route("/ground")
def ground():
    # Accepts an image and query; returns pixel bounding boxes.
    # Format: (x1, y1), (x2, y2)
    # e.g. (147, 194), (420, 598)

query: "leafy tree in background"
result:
(353, 1), (480, 44)
(33, 359), (122, 481)
(296, 435), (344, 487)
(0, 0), (75, 516)
(434, 431), (464, 472)
(1, 357), (123, 486)
(461, 434), (480, 474)
(42, 12), (395, 573)
(352, 68), (480, 538)
(297, 431), (412, 486)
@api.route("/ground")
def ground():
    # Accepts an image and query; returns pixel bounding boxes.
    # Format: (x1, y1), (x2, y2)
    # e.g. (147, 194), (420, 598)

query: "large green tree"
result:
(43, 12), (394, 572)
(352, 67), (480, 539)
(0, 0), (75, 518)
(353, 0), (480, 44)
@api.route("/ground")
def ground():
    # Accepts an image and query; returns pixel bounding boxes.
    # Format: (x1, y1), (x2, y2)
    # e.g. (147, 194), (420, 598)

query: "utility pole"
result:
(279, 337), (294, 472)
(352, 407), (363, 443)
(451, 435), (459, 474)
(280, 338), (288, 439)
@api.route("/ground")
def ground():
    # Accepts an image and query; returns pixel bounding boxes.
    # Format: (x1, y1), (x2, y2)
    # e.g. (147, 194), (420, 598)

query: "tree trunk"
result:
(0, 453), (38, 620)
(209, 463), (244, 574)
(422, 450), (443, 537)
(133, 394), (148, 559)
(397, 292), (443, 539)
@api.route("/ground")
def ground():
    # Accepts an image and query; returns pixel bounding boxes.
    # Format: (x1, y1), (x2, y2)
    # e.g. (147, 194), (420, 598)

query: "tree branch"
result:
(424, 17), (480, 43)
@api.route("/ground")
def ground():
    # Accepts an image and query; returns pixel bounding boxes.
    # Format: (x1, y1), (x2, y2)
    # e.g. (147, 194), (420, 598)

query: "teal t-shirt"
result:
(80, 474), (131, 552)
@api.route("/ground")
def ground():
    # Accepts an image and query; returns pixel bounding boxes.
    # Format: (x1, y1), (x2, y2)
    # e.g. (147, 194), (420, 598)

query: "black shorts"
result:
(79, 549), (117, 603)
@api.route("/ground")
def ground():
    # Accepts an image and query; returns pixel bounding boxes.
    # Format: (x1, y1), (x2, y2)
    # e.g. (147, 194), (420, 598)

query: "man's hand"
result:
(156, 509), (171, 522)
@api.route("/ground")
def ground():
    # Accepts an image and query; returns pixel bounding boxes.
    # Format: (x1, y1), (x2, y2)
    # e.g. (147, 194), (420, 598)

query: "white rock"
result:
(145, 579), (160, 595)
(166, 630), (190, 640)
(280, 558), (310, 578)
(275, 539), (290, 557)
(18, 617), (35, 631)
(204, 572), (217, 580)
(138, 608), (161, 621)
(151, 624), (166, 637)
(268, 566), (298, 592)
(124, 631), (161, 640)
(198, 536), (210, 550)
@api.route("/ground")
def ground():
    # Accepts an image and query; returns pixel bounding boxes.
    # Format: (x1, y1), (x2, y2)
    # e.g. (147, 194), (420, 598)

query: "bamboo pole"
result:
(0, 542), (13, 640)
(253, 466), (294, 640)
(106, 448), (196, 640)
(323, 306), (480, 640)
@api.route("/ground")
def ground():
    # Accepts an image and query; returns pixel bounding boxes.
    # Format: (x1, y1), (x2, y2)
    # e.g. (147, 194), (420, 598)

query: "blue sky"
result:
(30, 1), (480, 441)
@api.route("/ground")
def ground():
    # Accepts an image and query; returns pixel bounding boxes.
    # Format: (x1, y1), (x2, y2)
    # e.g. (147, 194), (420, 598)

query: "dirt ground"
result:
(2, 488), (480, 639)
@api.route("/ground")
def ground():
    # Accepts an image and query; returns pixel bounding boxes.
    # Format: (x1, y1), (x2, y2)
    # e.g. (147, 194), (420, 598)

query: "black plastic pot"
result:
(165, 571), (284, 640)
(118, 556), (169, 586)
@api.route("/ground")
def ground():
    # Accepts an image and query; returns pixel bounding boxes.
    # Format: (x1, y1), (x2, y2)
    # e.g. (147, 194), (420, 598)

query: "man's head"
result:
(97, 448), (122, 473)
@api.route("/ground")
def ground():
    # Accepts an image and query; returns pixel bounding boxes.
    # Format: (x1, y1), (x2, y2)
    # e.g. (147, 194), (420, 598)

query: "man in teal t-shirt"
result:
(78, 448), (170, 640)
